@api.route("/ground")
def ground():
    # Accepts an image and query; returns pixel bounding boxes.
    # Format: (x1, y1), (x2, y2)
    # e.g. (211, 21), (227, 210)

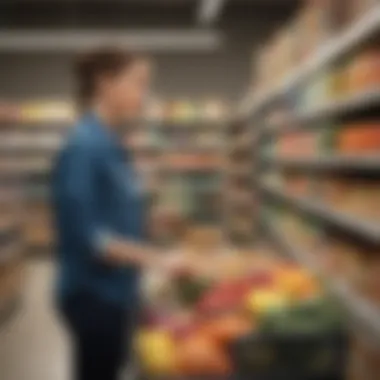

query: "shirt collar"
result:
(82, 111), (130, 158)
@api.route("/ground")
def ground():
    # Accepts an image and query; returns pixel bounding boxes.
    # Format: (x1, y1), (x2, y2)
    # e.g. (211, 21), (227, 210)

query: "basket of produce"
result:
(136, 251), (347, 380)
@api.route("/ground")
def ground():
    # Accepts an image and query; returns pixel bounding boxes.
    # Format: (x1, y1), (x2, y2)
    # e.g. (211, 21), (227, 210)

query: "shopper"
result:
(52, 48), (186, 380)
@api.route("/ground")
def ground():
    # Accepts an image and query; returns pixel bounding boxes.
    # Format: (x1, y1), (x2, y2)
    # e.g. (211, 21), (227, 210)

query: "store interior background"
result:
(3, 0), (380, 379)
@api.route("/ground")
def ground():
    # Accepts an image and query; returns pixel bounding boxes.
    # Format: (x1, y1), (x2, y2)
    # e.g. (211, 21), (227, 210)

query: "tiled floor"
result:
(0, 259), (70, 380)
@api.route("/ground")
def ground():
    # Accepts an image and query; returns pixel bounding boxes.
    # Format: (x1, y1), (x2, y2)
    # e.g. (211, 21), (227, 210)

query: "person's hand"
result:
(160, 251), (195, 278)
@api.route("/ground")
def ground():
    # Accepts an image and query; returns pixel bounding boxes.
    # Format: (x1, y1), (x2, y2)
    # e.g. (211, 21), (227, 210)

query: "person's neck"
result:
(93, 102), (122, 131)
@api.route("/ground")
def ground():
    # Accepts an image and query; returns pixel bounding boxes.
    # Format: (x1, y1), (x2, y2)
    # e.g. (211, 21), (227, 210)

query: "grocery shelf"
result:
(128, 119), (226, 131)
(262, 184), (380, 246)
(240, 5), (380, 118)
(266, 88), (380, 134)
(263, 217), (380, 348)
(159, 165), (221, 173)
(0, 172), (27, 183)
(160, 146), (223, 153)
(0, 121), (72, 131)
(0, 168), (51, 182)
(0, 146), (59, 156)
(265, 154), (380, 176)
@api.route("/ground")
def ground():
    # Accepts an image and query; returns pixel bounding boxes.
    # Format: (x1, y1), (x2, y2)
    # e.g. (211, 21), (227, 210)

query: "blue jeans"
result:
(60, 293), (134, 380)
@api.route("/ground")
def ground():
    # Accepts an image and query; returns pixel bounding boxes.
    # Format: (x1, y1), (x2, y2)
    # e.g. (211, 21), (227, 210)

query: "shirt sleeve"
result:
(60, 141), (112, 256)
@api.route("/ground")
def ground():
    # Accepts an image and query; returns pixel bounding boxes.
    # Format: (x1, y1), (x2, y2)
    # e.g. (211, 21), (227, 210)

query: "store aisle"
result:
(0, 259), (70, 380)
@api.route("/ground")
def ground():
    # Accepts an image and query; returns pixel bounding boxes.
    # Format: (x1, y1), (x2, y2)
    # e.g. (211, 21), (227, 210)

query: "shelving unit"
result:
(265, 88), (380, 133)
(262, 184), (380, 246)
(239, 0), (380, 374)
(240, 5), (380, 118)
(262, 216), (380, 349)
(224, 120), (257, 246)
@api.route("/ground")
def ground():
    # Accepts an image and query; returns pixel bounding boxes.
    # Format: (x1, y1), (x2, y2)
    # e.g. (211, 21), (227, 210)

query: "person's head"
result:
(75, 47), (151, 123)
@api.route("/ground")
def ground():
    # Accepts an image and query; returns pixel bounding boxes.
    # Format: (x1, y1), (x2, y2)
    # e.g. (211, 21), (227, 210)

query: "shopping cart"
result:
(230, 329), (348, 380)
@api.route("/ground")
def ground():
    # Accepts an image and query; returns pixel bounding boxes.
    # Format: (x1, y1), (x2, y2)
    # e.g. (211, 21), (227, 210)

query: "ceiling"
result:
(0, 0), (300, 30)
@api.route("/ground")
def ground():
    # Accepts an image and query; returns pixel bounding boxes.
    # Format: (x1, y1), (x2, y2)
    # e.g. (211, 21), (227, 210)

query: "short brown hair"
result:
(74, 47), (139, 108)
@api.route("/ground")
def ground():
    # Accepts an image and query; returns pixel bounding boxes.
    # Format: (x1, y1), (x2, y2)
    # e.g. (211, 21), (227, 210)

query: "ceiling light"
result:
(198, 0), (227, 25)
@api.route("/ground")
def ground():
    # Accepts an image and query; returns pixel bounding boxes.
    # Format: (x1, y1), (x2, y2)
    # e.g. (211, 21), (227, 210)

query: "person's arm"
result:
(61, 141), (169, 270)
(96, 234), (164, 268)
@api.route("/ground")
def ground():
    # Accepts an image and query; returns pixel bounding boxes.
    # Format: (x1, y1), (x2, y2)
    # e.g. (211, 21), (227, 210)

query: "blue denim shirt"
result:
(52, 113), (145, 308)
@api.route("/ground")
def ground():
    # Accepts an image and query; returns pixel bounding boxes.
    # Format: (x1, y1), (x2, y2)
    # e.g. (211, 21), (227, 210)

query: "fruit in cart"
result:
(338, 123), (380, 154)
(174, 269), (212, 307)
(196, 267), (275, 315)
(203, 312), (253, 345)
(164, 309), (197, 340)
(274, 267), (320, 300)
(177, 333), (231, 375)
(136, 329), (178, 375)
(196, 281), (242, 315)
(245, 289), (288, 316)
(348, 48), (380, 92)
(241, 270), (275, 291)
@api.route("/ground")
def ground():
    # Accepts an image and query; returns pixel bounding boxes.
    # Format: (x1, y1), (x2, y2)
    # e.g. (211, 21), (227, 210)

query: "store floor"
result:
(0, 259), (70, 380)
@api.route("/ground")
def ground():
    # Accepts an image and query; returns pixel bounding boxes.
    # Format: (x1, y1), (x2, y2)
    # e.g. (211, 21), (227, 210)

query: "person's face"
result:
(103, 59), (152, 119)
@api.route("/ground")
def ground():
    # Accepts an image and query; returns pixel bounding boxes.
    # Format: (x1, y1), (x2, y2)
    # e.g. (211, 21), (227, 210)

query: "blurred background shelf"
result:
(241, 5), (380, 118)
(262, 184), (380, 246)
(264, 155), (380, 176)
(263, 216), (380, 349)
(267, 88), (380, 134)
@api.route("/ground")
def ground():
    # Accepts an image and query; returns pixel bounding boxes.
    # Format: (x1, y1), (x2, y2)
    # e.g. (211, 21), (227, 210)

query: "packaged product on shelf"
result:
(346, 181), (380, 221)
(302, 69), (332, 109)
(20, 100), (75, 123)
(262, 170), (282, 188)
(319, 178), (380, 221)
(277, 130), (319, 158)
(168, 100), (199, 122)
(203, 100), (228, 121)
(328, 63), (350, 100)
(337, 122), (380, 154)
(297, 0), (330, 62)
(348, 47), (380, 93)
